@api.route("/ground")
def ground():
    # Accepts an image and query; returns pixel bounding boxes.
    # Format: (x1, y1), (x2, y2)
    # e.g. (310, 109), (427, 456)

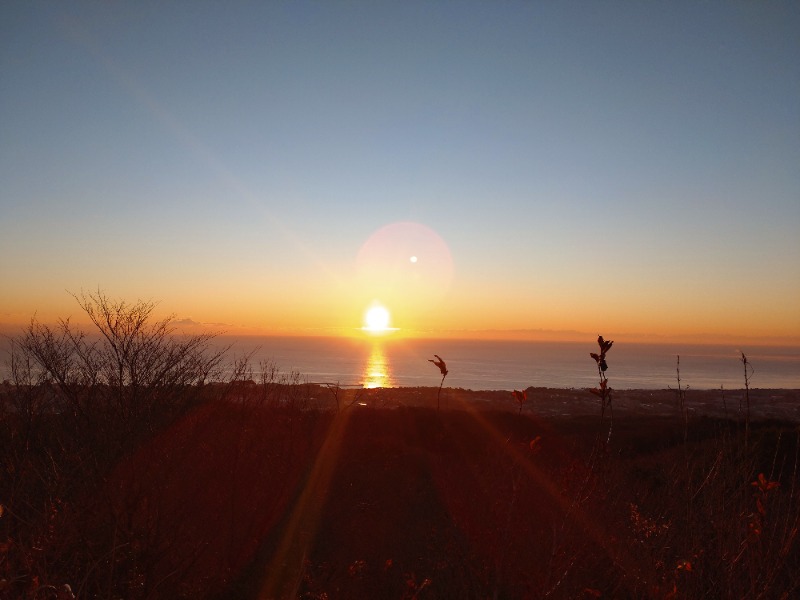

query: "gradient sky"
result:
(1, 1), (799, 343)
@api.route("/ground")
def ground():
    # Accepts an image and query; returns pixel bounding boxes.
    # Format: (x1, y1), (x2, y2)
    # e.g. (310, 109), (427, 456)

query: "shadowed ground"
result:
(210, 388), (799, 599)
(5, 386), (798, 599)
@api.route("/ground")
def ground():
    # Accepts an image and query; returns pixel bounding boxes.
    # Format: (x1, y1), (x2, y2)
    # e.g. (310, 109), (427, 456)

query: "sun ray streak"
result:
(440, 391), (655, 594)
(258, 409), (352, 598)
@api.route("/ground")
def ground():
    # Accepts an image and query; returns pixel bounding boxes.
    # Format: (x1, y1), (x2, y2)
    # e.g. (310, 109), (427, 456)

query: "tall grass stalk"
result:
(671, 355), (689, 444)
(741, 352), (753, 450)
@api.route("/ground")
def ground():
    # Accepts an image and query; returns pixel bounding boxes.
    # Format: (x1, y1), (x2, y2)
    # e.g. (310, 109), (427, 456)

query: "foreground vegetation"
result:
(1, 294), (798, 598)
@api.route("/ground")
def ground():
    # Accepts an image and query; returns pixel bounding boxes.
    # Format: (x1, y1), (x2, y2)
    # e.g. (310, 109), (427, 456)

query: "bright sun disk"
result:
(364, 305), (391, 332)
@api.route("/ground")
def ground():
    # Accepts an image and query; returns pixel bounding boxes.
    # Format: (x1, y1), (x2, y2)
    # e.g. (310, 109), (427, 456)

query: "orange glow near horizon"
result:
(3, 298), (799, 346)
(2, 211), (798, 347)
(1, 260), (799, 346)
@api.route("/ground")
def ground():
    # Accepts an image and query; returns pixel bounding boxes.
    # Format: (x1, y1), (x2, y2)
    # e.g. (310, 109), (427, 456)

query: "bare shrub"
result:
(0, 291), (228, 599)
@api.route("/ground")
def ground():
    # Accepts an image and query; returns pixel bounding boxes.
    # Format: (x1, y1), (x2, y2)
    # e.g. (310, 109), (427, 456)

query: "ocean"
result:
(219, 336), (800, 391)
(2, 332), (797, 390)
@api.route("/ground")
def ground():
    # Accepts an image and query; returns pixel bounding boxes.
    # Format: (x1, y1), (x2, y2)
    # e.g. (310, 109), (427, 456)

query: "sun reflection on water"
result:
(362, 344), (394, 389)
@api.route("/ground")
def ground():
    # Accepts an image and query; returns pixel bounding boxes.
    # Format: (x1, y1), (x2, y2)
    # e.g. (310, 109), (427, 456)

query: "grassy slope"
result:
(4, 387), (798, 599)
(207, 397), (798, 599)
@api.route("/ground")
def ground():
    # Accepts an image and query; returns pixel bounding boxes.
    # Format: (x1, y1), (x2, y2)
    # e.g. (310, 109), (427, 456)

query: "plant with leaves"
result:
(428, 354), (448, 413)
(512, 389), (528, 415)
(747, 473), (780, 543)
(589, 335), (614, 442)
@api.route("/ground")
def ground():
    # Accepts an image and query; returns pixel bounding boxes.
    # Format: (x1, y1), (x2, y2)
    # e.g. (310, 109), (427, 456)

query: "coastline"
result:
(303, 385), (800, 422)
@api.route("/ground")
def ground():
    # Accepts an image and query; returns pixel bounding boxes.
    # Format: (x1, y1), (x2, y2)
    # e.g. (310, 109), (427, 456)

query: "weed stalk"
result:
(741, 352), (753, 450)
(589, 335), (614, 443)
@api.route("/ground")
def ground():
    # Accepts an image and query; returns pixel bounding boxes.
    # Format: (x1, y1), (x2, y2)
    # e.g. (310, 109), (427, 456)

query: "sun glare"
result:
(364, 305), (391, 332)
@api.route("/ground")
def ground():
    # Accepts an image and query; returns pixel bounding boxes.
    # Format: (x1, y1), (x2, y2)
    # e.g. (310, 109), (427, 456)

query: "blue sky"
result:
(1, 1), (799, 341)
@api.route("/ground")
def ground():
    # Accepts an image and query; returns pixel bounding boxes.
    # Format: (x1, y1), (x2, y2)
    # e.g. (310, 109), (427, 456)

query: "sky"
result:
(1, 1), (799, 344)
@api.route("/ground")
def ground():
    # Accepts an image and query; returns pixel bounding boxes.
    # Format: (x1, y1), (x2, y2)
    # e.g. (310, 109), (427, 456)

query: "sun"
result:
(364, 305), (391, 333)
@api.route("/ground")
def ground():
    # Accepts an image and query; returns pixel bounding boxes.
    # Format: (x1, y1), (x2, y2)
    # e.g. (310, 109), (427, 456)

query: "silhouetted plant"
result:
(324, 381), (342, 412)
(741, 351), (753, 449)
(1, 290), (229, 599)
(512, 389), (527, 415)
(589, 335), (613, 442)
(721, 384), (728, 419)
(428, 354), (448, 413)
(669, 355), (689, 443)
